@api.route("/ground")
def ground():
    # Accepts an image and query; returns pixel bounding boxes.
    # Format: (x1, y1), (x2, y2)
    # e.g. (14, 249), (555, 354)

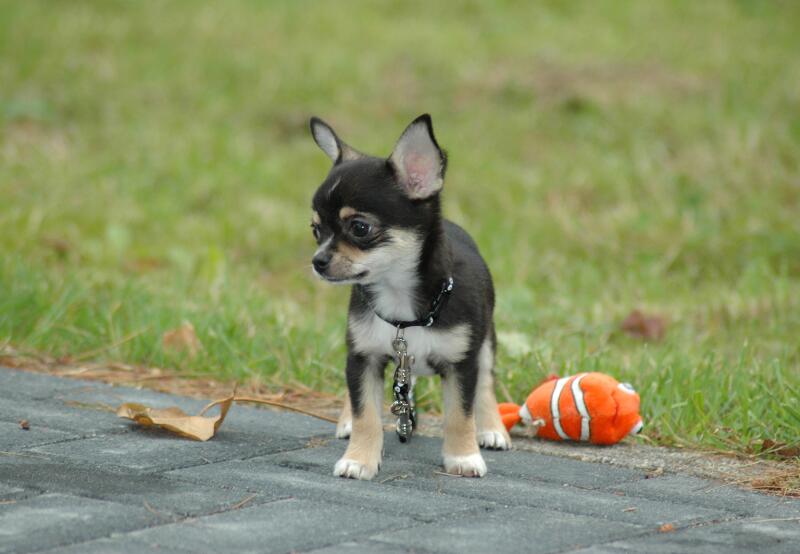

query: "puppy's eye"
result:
(350, 219), (371, 238)
(311, 223), (321, 241)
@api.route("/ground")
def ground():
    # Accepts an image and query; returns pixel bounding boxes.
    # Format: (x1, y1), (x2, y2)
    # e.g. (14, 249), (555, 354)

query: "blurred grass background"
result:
(1, 0), (799, 457)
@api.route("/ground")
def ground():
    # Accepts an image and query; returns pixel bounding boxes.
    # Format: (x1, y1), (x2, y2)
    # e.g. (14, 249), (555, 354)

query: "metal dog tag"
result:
(391, 331), (416, 442)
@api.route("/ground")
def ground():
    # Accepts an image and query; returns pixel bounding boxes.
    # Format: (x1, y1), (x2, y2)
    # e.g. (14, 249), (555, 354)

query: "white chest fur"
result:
(349, 313), (471, 376)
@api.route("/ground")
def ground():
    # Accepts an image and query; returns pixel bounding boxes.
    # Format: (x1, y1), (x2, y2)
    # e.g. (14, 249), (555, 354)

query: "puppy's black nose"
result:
(312, 252), (332, 273)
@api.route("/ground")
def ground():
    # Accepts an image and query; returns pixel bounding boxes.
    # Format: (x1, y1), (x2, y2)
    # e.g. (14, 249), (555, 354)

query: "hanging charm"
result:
(390, 327), (417, 443)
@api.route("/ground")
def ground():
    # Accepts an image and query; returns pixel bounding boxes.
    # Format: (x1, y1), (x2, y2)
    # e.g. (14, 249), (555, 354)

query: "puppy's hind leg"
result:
(442, 361), (487, 477)
(336, 389), (352, 439)
(334, 353), (384, 480)
(475, 337), (512, 450)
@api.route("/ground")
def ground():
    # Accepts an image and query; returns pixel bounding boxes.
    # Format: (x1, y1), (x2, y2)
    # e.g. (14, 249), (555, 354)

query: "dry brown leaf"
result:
(761, 439), (800, 459)
(162, 322), (202, 358)
(116, 393), (337, 442)
(126, 257), (165, 273)
(43, 236), (72, 257)
(621, 310), (667, 341)
(116, 396), (233, 441)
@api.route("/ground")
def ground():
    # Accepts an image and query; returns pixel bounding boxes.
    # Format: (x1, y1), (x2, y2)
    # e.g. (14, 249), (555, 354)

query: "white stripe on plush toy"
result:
(550, 377), (571, 440)
(519, 402), (532, 424)
(570, 373), (591, 441)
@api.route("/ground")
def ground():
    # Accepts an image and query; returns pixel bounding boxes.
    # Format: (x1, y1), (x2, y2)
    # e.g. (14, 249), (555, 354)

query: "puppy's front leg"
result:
(442, 362), (487, 477)
(475, 338), (512, 450)
(333, 353), (384, 480)
(475, 371), (512, 450)
(336, 389), (352, 439)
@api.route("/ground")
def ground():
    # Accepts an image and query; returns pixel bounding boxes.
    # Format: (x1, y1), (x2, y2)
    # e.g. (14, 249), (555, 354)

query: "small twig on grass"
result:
(71, 328), (150, 362)
(111, 375), (170, 383)
(497, 378), (514, 404)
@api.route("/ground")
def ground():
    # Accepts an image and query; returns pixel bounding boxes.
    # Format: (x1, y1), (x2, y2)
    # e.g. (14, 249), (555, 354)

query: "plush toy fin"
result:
(498, 402), (522, 432)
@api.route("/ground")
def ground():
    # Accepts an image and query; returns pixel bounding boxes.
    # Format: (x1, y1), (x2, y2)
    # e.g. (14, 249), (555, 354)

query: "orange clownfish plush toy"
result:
(498, 372), (643, 445)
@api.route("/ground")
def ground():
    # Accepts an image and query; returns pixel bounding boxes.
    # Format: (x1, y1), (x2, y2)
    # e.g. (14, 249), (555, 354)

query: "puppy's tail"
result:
(498, 402), (522, 432)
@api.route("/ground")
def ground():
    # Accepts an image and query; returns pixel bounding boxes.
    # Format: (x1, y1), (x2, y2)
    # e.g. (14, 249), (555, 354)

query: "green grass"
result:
(1, 0), (799, 457)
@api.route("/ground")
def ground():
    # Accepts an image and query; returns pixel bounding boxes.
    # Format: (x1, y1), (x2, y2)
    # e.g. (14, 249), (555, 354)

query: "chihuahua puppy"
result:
(309, 114), (511, 480)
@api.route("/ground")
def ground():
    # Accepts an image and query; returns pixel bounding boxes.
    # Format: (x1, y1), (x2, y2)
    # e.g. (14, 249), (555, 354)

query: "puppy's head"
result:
(308, 115), (447, 285)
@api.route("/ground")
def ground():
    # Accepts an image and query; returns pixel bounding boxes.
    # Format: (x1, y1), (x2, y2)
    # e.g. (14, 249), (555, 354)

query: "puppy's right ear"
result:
(309, 117), (364, 164)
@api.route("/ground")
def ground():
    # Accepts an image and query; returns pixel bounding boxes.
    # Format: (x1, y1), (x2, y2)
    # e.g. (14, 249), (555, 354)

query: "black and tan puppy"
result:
(309, 114), (511, 480)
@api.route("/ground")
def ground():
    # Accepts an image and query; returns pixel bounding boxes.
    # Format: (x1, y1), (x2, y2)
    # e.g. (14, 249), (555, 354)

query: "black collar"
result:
(374, 277), (455, 329)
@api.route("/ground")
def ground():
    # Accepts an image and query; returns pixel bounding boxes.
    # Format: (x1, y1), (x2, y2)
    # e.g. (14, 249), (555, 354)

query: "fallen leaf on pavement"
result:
(659, 523), (675, 533)
(116, 395), (233, 441)
(116, 393), (337, 441)
(621, 310), (667, 341)
(162, 322), (202, 358)
(761, 439), (800, 459)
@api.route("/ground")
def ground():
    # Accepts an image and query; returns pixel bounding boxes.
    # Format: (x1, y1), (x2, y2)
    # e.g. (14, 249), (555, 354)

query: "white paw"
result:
(336, 420), (352, 439)
(478, 429), (512, 450)
(333, 457), (379, 480)
(443, 452), (487, 477)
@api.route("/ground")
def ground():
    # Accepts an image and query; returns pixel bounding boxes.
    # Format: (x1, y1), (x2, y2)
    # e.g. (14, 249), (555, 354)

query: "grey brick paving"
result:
(575, 518), (800, 553)
(169, 459), (497, 522)
(305, 540), (422, 554)
(40, 538), (192, 554)
(113, 498), (413, 553)
(0, 420), (77, 449)
(606, 474), (800, 519)
(0, 455), (279, 518)
(1, 367), (798, 553)
(0, 396), (132, 436)
(0, 482), (27, 500)
(373, 506), (645, 554)
(383, 468), (731, 527)
(29, 427), (310, 473)
(0, 493), (157, 554)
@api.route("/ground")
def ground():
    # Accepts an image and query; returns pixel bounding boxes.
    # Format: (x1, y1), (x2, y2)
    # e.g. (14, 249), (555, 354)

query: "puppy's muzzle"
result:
(312, 251), (332, 274)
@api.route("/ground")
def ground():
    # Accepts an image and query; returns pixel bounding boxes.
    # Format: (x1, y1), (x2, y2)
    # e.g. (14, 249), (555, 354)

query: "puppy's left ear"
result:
(389, 114), (447, 200)
(309, 117), (364, 165)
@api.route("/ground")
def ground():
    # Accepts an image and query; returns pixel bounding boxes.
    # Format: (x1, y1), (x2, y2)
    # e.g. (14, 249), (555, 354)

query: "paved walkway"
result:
(1, 367), (798, 553)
